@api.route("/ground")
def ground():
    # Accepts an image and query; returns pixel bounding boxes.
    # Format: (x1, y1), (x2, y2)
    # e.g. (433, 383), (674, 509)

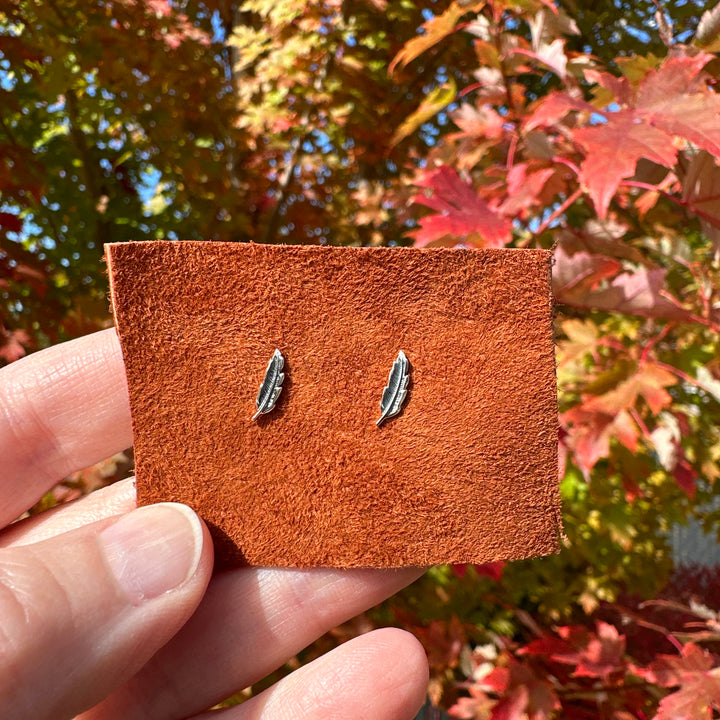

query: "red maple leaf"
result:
(553, 247), (689, 319)
(529, 51), (720, 218)
(482, 666), (510, 694)
(410, 166), (512, 247)
(584, 68), (633, 106)
(488, 660), (560, 720)
(637, 642), (716, 687)
(522, 623), (626, 680)
(573, 111), (677, 218)
(449, 684), (497, 719)
(562, 363), (676, 471)
(584, 363), (677, 417)
(568, 621), (626, 680)
(552, 246), (622, 305)
(595, 267), (689, 319)
(523, 91), (596, 131)
(490, 685), (530, 720)
(642, 94), (720, 159)
(641, 54), (712, 99)
(562, 392), (645, 470)
(451, 103), (505, 140)
(634, 54), (720, 157)
(519, 632), (576, 660)
(634, 643), (720, 720)
(499, 163), (556, 216)
(525, 624), (626, 680)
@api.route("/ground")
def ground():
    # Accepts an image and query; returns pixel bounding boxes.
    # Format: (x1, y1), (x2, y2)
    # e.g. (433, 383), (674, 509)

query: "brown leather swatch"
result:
(106, 241), (561, 568)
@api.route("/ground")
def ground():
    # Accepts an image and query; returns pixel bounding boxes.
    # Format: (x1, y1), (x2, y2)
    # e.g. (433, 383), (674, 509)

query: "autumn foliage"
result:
(3, 0), (720, 717)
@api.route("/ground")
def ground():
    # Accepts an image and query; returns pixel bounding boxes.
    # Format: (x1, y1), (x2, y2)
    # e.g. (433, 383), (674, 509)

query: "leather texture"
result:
(106, 241), (562, 568)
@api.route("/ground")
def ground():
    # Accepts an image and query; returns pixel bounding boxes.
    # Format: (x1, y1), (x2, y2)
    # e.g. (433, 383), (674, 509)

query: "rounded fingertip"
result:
(243, 626), (431, 720)
(370, 627), (430, 715)
(100, 502), (210, 605)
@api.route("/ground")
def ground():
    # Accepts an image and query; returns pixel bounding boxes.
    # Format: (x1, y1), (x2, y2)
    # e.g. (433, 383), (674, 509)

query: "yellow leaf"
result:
(390, 80), (457, 147)
(615, 54), (661, 84)
(388, 2), (483, 75)
(228, 26), (272, 73)
(557, 318), (599, 367)
(240, 0), (304, 25)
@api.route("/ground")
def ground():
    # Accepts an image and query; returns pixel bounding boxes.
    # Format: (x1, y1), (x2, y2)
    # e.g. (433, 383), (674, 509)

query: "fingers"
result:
(81, 566), (425, 720)
(0, 328), (132, 526)
(6, 480), (427, 720)
(0, 479), (137, 549)
(197, 628), (429, 720)
(0, 503), (213, 720)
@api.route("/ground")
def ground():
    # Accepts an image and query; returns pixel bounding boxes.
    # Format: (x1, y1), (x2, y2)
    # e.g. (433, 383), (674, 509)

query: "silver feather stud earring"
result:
(376, 350), (410, 426)
(252, 349), (285, 421)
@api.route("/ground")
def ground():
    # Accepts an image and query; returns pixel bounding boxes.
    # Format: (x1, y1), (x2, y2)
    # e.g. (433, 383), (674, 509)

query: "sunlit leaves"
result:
(556, 318), (599, 368)
(239, 0), (305, 25)
(388, 2), (480, 75)
(409, 166), (511, 247)
(635, 644), (720, 720)
(552, 247), (689, 319)
(573, 113), (677, 219)
(390, 80), (457, 147)
(522, 52), (720, 218)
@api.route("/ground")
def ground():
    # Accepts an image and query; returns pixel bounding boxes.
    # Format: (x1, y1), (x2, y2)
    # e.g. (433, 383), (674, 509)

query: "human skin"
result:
(0, 328), (429, 720)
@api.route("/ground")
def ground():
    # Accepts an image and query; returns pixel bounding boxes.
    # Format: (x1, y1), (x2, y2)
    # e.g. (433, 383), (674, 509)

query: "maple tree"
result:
(3, 0), (720, 717)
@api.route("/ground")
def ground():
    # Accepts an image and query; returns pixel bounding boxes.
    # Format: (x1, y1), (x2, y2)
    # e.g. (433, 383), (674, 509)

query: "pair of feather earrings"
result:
(252, 349), (410, 426)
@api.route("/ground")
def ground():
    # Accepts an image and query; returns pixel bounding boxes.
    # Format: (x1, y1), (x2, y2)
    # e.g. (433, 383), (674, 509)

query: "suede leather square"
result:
(106, 241), (561, 568)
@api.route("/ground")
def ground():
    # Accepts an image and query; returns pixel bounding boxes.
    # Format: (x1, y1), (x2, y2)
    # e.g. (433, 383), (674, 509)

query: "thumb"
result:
(0, 503), (213, 720)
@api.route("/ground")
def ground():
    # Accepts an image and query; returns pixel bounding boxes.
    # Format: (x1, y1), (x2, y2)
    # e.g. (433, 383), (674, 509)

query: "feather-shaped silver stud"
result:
(376, 350), (410, 426)
(252, 349), (285, 421)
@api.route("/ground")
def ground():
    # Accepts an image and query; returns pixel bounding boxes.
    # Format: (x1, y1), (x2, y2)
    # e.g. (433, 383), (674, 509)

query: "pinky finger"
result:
(196, 628), (428, 720)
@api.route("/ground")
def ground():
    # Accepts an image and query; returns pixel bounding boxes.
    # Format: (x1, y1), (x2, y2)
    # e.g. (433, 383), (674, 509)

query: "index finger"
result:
(0, 328), (132, 527)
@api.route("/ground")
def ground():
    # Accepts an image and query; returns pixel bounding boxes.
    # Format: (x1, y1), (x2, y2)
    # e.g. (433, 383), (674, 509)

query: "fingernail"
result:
(100, 503), (203, 604)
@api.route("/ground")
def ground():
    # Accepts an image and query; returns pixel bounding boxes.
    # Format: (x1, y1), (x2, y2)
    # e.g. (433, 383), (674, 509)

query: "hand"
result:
(0, 328), (429, 720)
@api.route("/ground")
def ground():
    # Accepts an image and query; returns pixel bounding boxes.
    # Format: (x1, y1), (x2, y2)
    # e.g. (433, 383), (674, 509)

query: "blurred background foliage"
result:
(3, 0), (720, 717)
